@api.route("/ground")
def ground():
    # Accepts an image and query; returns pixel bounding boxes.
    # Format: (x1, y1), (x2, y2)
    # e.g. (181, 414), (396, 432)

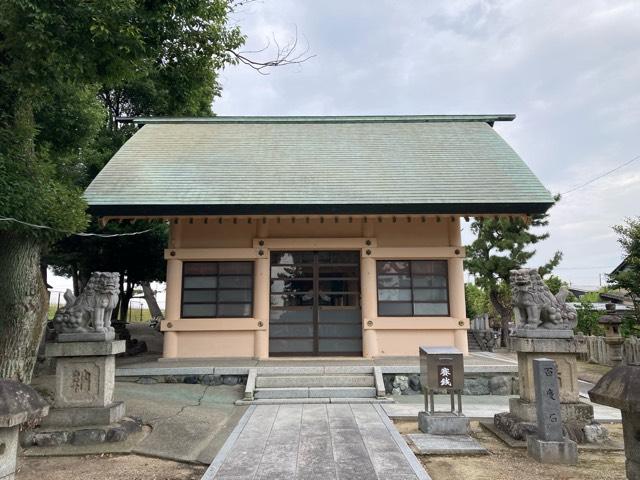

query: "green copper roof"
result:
(85, 115), (554, 216)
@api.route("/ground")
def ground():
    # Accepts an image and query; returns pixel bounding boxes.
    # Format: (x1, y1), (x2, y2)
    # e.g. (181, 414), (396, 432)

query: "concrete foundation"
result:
(509, 397), (594, 423)
(44, 340), (126, 429)
(40, 402), (125, 428)
(418, 412), (470, 435)
(526, 434), (577, 465)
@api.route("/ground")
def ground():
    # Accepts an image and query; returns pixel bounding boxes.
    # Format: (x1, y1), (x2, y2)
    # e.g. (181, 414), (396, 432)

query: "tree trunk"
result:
(0, 231), (48, 383)
(71, 265), (80, 297)
(489, 289), (513, 348)
(141, 281), (164, 320)
(119, 281), (134, 322)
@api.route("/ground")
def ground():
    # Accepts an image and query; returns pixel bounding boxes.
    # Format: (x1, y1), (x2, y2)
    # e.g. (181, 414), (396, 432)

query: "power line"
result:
(561, 154), (640, 195)
(0, 215), (153, 238)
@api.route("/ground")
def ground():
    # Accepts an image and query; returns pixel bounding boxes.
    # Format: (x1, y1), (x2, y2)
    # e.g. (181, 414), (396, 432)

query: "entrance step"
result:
(256, 374), (375, 388)
(255, 386), (377, 399)
(243, 366), (389, 403)
(235, 397), (394, 405)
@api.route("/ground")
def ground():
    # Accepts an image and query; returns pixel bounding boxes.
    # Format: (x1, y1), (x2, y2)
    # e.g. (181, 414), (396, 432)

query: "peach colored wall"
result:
(376, 330), (455, 355)
(175, 331), (255, 358)
(161, 216), (469, 359)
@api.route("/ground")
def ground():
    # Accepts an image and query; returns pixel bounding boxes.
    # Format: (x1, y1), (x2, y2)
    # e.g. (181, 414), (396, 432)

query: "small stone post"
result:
(0, 380), (49, 480)
(526, 359), (577, 464)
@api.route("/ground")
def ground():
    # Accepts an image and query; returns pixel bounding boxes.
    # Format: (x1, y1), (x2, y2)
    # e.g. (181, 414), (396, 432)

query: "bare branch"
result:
(228, 25), (315, 75)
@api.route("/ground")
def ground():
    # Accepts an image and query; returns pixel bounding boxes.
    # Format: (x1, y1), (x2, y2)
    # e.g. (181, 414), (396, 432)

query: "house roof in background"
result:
(84, 115), (554, 216)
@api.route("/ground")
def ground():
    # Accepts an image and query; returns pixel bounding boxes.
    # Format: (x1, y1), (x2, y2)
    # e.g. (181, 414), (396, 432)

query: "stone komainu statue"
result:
(510, 268), (577, 330)
(53, 272), (120, 335)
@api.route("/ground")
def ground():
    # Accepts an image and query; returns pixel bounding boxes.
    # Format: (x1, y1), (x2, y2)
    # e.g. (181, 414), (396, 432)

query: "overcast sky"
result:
(210, 0), (640, 287)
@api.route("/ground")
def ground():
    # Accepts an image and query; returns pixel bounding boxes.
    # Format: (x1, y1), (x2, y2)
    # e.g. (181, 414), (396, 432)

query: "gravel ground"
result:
(396, 420), (626, 480)
(17, 454), (205, 480)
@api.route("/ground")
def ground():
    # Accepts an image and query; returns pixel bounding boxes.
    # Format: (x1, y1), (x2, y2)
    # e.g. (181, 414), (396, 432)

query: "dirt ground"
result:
(396, 420), (626, 480)
(16, 454), (206, 480)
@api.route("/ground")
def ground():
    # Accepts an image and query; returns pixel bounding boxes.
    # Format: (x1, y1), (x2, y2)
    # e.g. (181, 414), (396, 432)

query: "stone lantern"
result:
(589, 364), (640, 479)
(0, 380), (49, 480)
(599, 303), (625, 366)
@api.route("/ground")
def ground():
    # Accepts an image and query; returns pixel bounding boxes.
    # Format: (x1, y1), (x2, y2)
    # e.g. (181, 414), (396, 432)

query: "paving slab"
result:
(407, 433), (488, 455)
(383, 395), (622, 421)
(202, 403), (431, 480)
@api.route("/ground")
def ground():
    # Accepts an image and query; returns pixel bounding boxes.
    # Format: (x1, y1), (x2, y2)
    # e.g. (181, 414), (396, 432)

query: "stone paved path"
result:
(202, 403), (431, 480)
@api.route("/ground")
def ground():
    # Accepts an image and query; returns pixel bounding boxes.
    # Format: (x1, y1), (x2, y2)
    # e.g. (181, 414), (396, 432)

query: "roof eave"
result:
(88, 201), (554, 217)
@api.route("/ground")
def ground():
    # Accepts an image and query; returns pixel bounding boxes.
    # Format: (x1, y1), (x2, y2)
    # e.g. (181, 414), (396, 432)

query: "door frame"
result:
(268, 250), (362, 356)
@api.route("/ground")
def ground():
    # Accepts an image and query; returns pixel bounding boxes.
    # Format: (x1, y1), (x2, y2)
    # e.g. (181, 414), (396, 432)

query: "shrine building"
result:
(84, 115), (553, 359)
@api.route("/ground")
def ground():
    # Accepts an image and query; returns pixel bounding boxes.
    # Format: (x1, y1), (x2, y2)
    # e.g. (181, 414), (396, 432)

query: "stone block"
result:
(120, 417), (143, 434)
(54, 355), (115, 408)
(489, 376), (511, 395)
(255, 388), (309, 399)
(527, 435), (577, 465)
(509, 398), (594, 424)
(494, 412), (536, 441)
(32, 430), (70, 447)
(418, 412), (470, 435)
(515, 329), (574, 339)
(40, 402), (125, 428)
(57, 331), (115, 343)
(511, 337), (586, 354)
(46, 340), (125, 357)
(583, 423), (609, 443)
(0, 426), (19, 479)
(71, 428), (106, 445)
(408, 433), (487, 455)
(517, 351), (580, 403)
(105, 426), (128, 443)
(200, 374), (223, 386)
(463, 377), (490, 395)
(183, 375), (199, 384)
(308, 387), (376, 398)
(222, 375), (239, 386)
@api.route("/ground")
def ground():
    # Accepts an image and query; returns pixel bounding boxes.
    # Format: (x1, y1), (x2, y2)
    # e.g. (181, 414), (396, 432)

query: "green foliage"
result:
(544, 275), (566, 295)
(609, 217), (640, 329)
(574, 299), (604, 336)
(464, 202), (563, 342)
(620, 314), (640, 337)
(0, 0), (245, 241)
(465, 283), (490, 319)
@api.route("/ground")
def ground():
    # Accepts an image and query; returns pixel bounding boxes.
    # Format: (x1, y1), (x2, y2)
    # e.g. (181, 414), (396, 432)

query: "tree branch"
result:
(228, 26), (315, 75)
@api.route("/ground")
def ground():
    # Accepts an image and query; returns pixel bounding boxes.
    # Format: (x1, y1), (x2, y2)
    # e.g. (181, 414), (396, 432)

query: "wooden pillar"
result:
(361, 255), (378, 358)
(163, 258), (182, 358)
(253, 256), (270, 359)
(448, 217), (469, 354)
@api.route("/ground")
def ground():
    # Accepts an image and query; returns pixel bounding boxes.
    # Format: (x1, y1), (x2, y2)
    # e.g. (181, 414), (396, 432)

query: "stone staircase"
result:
(467, 331), (482, 351)
(236, 366), (391, 405)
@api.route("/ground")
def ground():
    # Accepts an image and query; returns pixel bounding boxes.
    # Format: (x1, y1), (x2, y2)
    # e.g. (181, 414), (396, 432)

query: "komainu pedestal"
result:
(494, 268), (597, 443)
(42, 340), (126, 427)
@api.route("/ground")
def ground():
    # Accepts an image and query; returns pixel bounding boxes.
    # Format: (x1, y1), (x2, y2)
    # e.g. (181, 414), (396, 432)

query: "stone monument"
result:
(589, 362), (640, 479)
(526, 358), (577, 464)
(0, 380), (49, 480)
(40, 272), (128, 435)
(495, 268), (595, 442)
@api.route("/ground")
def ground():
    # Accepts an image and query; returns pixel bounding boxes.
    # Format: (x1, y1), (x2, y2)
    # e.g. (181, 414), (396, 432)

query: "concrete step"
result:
(256, 374), (375, 388)
(254, 386), (377, 399)
(235, 397), (394, 405)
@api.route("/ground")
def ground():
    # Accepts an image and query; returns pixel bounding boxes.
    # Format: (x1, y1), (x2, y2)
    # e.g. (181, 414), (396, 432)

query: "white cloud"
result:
(215, 0), (640, 285)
